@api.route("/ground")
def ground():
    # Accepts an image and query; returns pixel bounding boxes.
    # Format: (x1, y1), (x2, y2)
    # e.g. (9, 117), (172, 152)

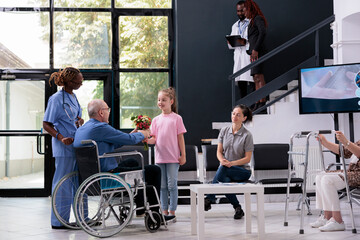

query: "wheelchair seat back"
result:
(75, 145), (101, 185)
(75, 144), (134, 192)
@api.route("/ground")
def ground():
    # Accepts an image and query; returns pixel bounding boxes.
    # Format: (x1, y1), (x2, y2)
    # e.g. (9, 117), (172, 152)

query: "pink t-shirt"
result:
(150, 112), (187, 164)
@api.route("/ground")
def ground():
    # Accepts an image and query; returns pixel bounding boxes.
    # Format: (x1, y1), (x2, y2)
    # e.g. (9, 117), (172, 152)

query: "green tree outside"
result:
(37, 0), (171, 128)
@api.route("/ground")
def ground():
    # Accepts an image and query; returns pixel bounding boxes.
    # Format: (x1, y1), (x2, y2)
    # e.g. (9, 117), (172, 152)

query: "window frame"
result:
(0, 0), (174, 196)
(0, 1), (174, 128)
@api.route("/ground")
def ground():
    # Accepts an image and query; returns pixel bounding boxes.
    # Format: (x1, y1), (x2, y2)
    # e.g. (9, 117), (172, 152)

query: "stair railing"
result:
(230, 15), (335, 114)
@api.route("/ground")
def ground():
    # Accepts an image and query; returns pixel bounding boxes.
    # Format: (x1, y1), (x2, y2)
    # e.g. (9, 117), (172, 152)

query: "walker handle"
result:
(300, 131), (311, 135)
(318, 130), (333, 134)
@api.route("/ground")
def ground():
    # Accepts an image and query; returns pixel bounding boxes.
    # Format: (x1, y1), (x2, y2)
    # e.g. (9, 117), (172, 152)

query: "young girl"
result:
(147, 87), (186, 218)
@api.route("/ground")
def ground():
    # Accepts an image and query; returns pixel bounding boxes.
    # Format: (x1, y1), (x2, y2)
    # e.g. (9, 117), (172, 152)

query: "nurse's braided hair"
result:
(159, 87), (177, 114)
(49, 67), (80, 87)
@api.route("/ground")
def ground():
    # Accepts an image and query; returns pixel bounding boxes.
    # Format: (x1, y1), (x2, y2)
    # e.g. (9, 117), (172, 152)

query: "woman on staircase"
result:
(244, 0), (267, 111)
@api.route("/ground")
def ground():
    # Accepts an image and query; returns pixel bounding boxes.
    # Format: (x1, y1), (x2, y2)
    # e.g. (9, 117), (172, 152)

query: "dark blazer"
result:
(246, 15), (266, 55)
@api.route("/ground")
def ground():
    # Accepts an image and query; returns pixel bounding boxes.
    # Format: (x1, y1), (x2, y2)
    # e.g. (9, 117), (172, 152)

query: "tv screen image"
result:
(299, 63), (360, 114)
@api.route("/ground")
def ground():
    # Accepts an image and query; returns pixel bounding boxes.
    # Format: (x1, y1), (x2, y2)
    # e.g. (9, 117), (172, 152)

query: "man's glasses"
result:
(102, 107), (111, 113)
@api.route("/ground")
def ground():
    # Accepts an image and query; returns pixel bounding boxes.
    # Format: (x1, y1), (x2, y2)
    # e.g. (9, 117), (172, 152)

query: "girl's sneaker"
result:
(309, 215), (328, 228)
(319, 218), (345, 232)
(161, 215), (176, 225)
(170, 216), (177, 223)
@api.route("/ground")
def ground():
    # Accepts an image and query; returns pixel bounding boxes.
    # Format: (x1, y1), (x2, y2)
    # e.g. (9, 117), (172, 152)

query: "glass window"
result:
(116, 0), (171, 8)
(0, 81), (45, 130)
(0, 0), (47, 7)
(54, 0), (111, 8)
(119, 16), (169, 68)
(57, 80), (104, 124)
(0, 136), (44, 189)
(0, 12), (49, 68)
(73, 80), (104, 123)
(54, 12), (112, 69)
(120, 72), (168, 128)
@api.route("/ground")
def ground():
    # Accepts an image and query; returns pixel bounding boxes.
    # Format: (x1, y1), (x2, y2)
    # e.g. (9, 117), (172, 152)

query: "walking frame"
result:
(284, 130), (357, 234)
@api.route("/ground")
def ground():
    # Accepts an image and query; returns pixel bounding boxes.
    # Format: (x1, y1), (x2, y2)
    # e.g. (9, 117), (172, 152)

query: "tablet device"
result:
(226, 35), (246, 47)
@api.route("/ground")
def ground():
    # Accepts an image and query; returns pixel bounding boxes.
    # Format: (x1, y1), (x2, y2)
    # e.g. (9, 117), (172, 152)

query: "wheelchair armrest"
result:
(326, 163), (349, 171)
(100, 151), (145, 169)
(100, 151), (139, 159)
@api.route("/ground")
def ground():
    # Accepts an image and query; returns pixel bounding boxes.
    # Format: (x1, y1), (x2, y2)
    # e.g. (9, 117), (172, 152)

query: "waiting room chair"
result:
(177, 145), (201, 203)
(252, 143), (311, 215)
(201, 144), (219, 183)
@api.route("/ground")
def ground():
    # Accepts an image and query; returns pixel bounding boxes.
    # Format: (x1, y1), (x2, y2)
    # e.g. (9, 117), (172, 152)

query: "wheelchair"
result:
(52, 140), (167, 237)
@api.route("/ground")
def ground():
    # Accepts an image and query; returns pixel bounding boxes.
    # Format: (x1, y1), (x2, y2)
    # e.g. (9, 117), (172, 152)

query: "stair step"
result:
(269, 88), (298, 103)
(287, 80), (298, 89)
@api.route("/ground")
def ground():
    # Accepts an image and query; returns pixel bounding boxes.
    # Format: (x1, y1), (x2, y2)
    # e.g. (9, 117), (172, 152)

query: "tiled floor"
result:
(0, 197), (359, 240)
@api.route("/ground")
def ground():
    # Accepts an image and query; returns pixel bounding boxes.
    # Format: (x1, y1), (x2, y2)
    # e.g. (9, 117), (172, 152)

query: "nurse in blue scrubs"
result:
(43, 67), (84, 229)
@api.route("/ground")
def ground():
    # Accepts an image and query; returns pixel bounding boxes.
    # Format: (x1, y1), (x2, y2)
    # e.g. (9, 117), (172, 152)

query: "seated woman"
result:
(310, 131), (360, 231)
(204, 104), (253, 219)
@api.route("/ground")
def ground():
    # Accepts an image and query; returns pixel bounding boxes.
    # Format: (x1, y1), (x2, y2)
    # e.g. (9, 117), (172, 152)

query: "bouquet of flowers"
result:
(131, 115), (152, 150)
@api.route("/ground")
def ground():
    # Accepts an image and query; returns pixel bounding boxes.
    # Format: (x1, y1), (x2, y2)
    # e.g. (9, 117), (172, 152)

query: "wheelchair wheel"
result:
(144, 212), (161, 233)
(52, 171), (81, 230)
(74, 173), (134, 238)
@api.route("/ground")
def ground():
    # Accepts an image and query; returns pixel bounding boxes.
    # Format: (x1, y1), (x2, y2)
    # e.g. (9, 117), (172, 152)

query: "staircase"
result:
(210, 16), (337, 202)
(230, 15), (336, 115)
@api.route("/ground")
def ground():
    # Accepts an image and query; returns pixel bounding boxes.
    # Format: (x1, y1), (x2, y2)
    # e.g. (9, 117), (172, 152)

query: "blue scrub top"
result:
(43, 89), (82, 157)
(73, 118), (145, 172)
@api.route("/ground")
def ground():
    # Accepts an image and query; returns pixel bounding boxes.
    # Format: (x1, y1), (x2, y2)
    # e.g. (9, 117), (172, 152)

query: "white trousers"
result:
(315, 171), (345, 211)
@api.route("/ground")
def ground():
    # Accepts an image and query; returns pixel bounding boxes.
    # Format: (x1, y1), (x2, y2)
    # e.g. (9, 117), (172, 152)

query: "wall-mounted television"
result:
(299, 63), (360, 114)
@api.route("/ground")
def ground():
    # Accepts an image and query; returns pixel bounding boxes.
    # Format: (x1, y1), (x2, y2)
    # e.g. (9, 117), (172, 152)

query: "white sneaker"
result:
(309, 215), (328, 228)
(319, 218), (345, 232)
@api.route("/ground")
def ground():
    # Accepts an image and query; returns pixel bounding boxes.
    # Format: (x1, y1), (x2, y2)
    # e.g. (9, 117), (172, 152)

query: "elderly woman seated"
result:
(310, 131), (360, 232)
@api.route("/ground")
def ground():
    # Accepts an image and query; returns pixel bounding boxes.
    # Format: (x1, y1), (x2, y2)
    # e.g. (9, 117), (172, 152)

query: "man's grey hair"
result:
(88, 99), (105, 118)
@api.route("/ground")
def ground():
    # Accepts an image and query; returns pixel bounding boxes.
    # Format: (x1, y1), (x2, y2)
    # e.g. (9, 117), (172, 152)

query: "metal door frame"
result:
(0, 69), (111, 197)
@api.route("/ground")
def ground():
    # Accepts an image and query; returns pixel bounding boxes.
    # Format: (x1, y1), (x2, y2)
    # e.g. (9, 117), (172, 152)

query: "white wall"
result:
(332, 0), (360, 64)
(332, 0), (360, 142)
(247, 102), (334, 144)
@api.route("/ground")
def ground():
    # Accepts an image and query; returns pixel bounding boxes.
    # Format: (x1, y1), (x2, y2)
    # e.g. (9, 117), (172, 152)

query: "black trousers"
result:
(237, 81), (255, 99)
(109, 159), (161, 214)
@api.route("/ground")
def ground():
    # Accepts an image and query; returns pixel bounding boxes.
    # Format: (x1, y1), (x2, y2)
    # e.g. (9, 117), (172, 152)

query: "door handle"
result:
(37, 134), (47, 155)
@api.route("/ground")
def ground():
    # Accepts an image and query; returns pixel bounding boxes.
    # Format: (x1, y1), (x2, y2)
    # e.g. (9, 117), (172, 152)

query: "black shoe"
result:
(250, 102), (258, 112)
(51, 225), (68, 229)
(92, 221), (102, 227)
(164, 215), (176, 222)
(87, 219), (102, 226)
(204, 198), (212, 211)
(234, 206), (244, 219)
(250, 103), (257, 111)
(161, 215), (176, 225)
(256, 102), (267, 114)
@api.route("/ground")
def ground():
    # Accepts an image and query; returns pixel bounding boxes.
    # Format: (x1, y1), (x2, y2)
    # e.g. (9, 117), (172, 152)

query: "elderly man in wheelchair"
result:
(51, 99), (174, 237)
